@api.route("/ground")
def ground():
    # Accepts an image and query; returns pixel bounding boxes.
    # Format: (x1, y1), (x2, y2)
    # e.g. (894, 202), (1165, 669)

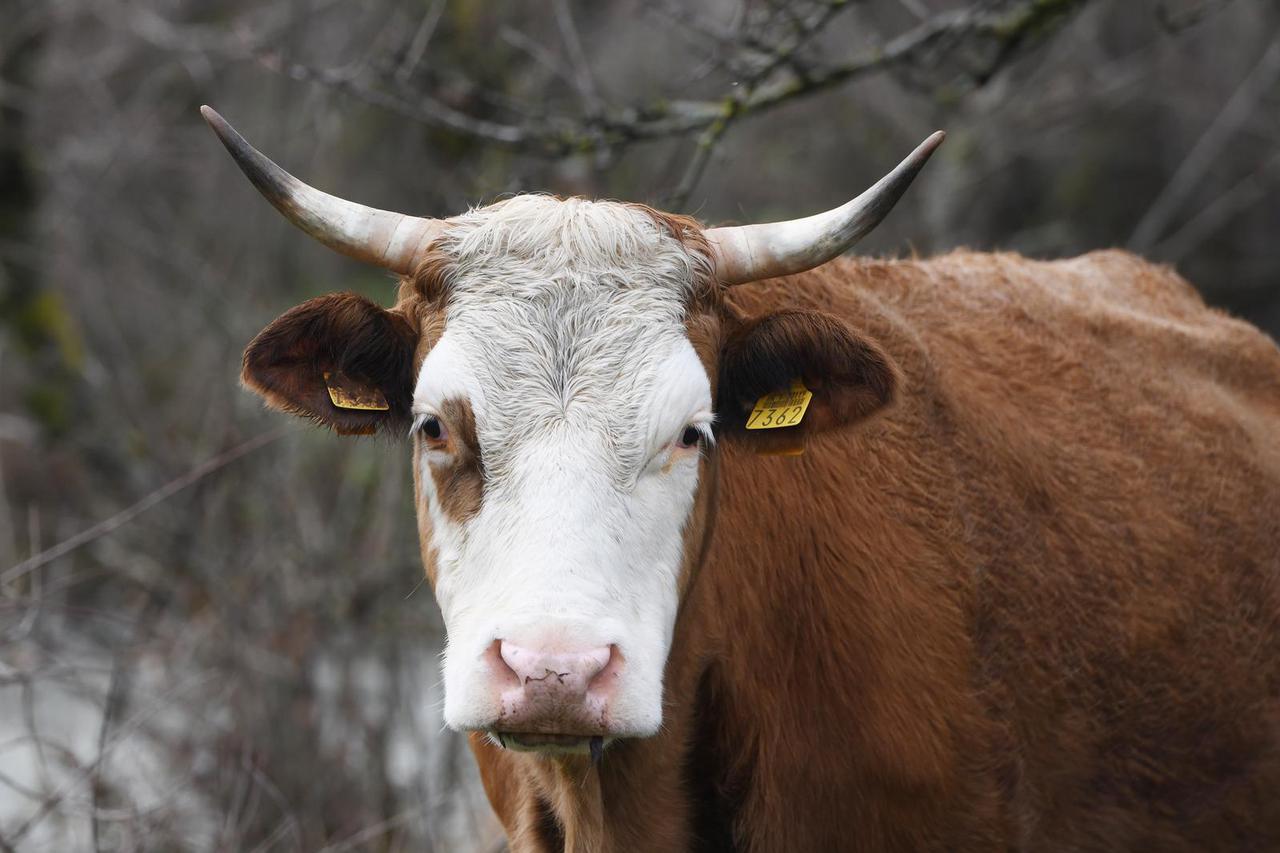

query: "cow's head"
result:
(204, 107), (939, 755)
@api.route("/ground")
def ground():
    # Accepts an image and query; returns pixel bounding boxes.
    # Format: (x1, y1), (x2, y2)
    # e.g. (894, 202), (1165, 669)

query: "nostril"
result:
(587, 644), (624, 697)
(487, 640), (522, 690)
(581, 644), (612, 681)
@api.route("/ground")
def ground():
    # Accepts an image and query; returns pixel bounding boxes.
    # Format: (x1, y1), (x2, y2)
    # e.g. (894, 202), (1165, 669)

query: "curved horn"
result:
(705, 131), (945, 286)
(200, 106), (442, 274)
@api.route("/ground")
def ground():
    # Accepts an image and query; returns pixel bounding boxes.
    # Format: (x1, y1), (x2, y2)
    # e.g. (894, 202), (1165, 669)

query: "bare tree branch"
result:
(232, 0), (1090, 159)
(553, 0), (604, 116)
(1, 427), (292, 585)
(1151, 148), (1280, 263)
(1128, 33), (1280, 250)
(395, 0), (448, 84)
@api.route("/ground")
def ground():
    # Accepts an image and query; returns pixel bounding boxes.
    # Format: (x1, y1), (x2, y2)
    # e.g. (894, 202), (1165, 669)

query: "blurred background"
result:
(1, 0), (1277, 850)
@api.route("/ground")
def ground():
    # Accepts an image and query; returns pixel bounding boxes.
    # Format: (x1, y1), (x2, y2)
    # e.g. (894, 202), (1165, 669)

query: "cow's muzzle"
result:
(483, 640), (624, 745)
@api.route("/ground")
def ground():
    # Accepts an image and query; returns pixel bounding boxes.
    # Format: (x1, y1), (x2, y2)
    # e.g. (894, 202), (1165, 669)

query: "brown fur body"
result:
(470, 250), (1280, 852)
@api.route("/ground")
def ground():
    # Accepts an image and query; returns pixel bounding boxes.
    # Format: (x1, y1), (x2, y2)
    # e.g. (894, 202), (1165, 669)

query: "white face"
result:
(411, 196), (713, 741)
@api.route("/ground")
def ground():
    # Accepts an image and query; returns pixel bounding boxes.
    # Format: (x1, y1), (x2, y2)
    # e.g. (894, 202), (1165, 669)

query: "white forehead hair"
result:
(419, 195), (713, 485)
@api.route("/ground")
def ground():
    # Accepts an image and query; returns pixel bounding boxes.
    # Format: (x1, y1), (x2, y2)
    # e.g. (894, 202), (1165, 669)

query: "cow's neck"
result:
(526, 759), (605, 852)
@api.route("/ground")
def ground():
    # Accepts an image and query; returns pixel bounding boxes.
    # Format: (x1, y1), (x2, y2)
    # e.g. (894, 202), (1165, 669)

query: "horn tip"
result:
(199, 106), (236, 146)
(899, 130), (946, 174)
(919, 130), (946, 158)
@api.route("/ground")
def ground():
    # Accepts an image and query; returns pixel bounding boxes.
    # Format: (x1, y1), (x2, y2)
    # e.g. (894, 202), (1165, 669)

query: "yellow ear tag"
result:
(746, 380), (812, 430)
(324, 371), (390, 412)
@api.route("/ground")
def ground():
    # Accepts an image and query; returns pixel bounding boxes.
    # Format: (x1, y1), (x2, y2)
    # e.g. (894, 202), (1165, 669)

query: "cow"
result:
(201, 105), (1280, 852)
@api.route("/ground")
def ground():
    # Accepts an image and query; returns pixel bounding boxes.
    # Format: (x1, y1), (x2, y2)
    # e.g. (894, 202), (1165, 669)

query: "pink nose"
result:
(492, 640), (620, 732)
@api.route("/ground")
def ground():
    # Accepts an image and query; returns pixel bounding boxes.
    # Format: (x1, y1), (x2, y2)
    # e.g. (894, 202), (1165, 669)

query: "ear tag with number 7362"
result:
(746, 380), (812, 430)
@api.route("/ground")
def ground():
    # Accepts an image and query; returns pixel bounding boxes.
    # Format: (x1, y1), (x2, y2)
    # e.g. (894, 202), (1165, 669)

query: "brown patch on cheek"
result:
(676, 310), (725, 600)
(409, 297), (455, 586)
(414, 399), (484, 585)
(405, 272), (485, 528)
(430, 397), (485, 524)
(407, 300), (484, 519)
(412, 447), (439, 586)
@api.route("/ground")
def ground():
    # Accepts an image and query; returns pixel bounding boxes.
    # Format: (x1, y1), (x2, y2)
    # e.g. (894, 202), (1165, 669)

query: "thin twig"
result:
(92, 592), (163, 853)
(1151, 149), (1280, 263)
(668, 105), (736, 210)
(1155, 0), (1239, 34)
(253, 48), (542, 147)
(553, 0), (604, 116)
(666, 0), (854, 206)
(1128, 34), (1280, 250)
(314, 807), (425, 853)
(395, 0), (447, 84)
(5, 670), (222, 845)
(499, 27), (576, 86)
(1, 426), (292, 585)
(897, 0), (930, 20)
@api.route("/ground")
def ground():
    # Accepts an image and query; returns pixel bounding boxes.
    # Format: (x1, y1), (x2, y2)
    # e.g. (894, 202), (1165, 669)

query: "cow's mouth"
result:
(491, 731), (608, 762)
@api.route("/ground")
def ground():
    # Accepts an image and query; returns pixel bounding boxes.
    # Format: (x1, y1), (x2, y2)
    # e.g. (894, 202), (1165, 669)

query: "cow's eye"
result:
(416, 414), (448, 442)
(677, 425), (703, 449)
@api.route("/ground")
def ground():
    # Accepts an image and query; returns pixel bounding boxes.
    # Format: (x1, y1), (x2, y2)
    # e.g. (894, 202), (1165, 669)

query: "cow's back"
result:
(704, 250), (1280, 851)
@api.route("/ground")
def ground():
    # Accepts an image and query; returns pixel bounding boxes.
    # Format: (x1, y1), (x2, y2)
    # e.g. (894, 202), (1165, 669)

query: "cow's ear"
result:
(716, 310), (898, 447)
(242, 292), (418, 436)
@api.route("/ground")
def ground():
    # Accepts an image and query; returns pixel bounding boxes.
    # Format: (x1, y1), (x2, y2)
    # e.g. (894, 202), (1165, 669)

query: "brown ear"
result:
(716, 310), (898, 445)
(242, 292), (418, 436)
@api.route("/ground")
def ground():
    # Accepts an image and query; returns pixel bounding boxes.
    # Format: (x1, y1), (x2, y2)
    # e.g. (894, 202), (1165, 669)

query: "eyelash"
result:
(411, 413), (450, 444)
(676, 422), (714, 451)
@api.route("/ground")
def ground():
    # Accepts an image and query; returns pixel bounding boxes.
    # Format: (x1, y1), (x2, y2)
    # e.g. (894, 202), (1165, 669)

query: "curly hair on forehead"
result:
(402, 196), (720, 312)
(631, 204), (721, 309)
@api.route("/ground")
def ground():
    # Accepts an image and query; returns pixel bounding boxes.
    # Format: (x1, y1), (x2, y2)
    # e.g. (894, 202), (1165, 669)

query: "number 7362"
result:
(746, 405), (805, 429)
